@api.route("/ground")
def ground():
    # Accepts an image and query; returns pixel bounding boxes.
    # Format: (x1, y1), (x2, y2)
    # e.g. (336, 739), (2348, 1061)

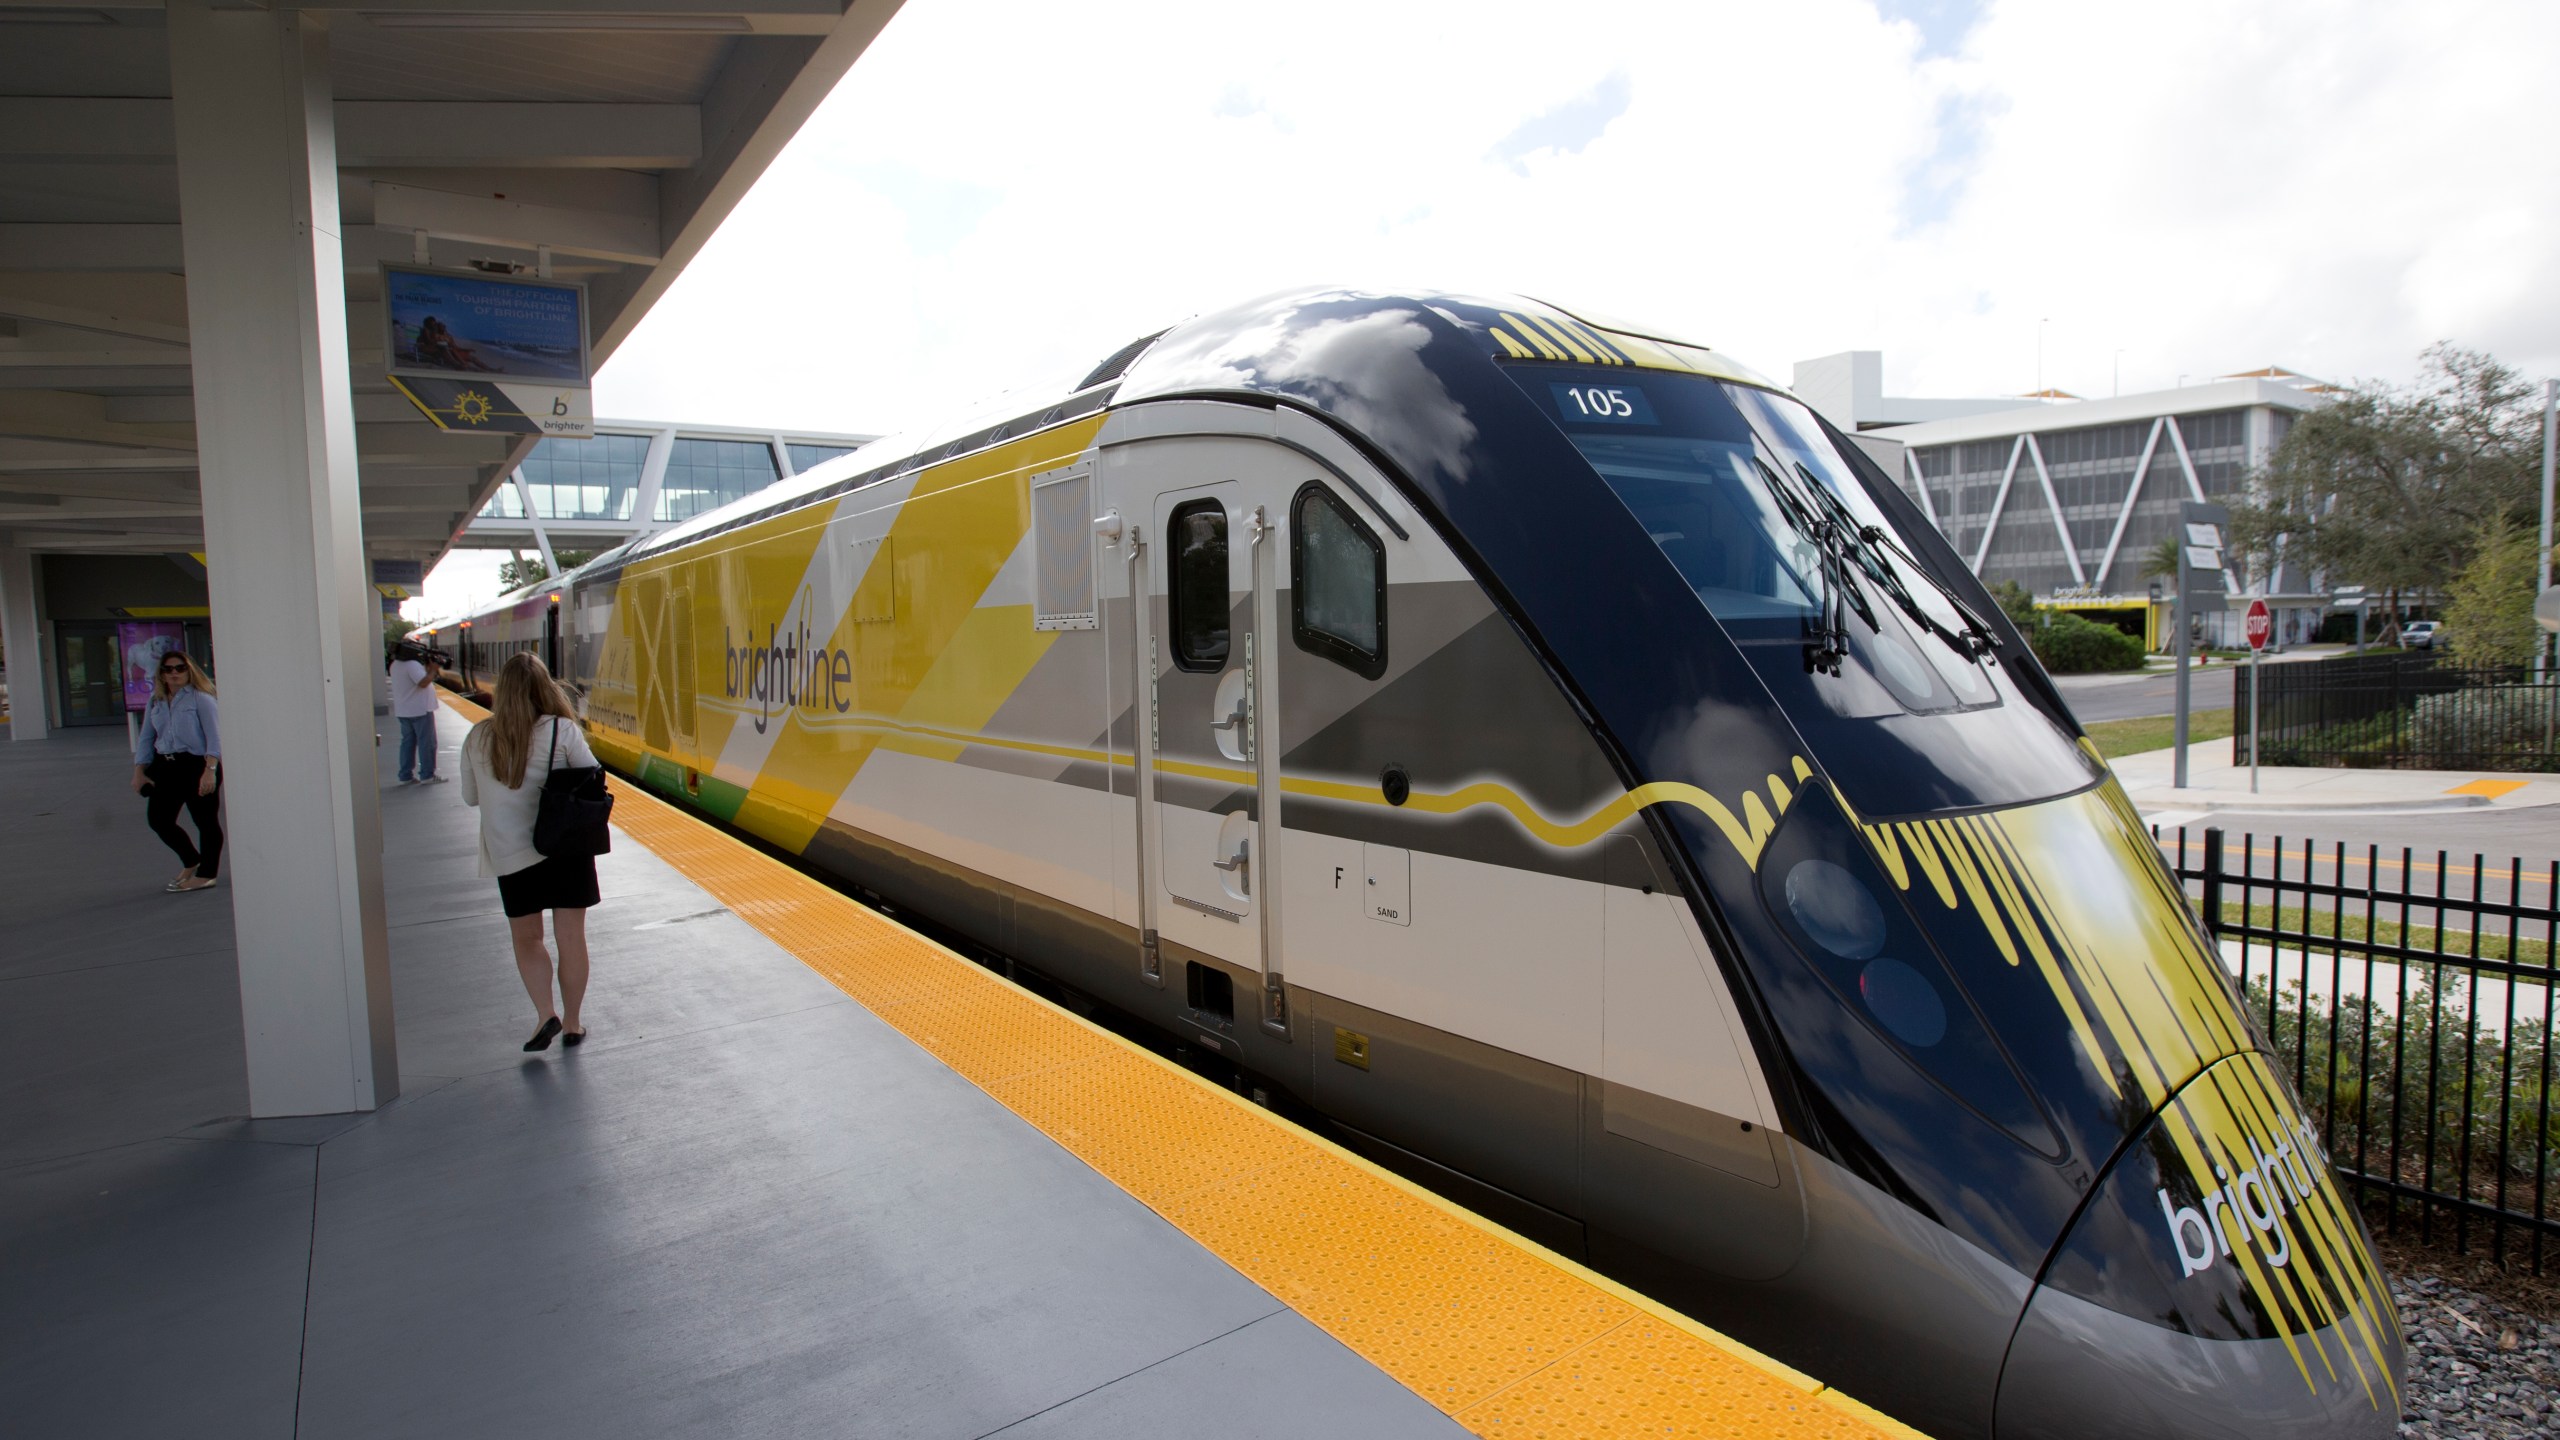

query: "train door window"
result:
(1291, 483), (1387, 679)
(1167, 499), (1229, 672)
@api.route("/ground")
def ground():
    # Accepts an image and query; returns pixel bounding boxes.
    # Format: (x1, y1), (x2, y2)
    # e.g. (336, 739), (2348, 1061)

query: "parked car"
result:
(2400, 620), (2441, 650)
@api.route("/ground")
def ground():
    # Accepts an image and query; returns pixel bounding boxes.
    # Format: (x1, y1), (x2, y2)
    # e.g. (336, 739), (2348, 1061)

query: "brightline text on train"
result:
(2157, 1114), (2331, 1278)
(725, 621), (855, 732)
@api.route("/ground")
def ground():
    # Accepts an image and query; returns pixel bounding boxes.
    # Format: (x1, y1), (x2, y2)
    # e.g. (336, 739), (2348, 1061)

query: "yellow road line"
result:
(445, 698), (1927, 1438)
(2151, 838), (2555, 887)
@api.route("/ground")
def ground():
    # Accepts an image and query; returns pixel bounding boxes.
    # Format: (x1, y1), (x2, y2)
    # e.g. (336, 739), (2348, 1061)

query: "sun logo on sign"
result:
(453, 390), (495, 425)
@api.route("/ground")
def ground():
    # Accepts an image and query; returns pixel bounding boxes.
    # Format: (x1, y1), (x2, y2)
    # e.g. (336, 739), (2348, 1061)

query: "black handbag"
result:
(533, 718), (614, 858)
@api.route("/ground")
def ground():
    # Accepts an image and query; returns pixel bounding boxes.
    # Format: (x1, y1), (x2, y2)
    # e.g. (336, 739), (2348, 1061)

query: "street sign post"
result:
(2172, 501), (2231, 790)
(2334, 585), (2368, 652)
(2245, 598), (2271, 793)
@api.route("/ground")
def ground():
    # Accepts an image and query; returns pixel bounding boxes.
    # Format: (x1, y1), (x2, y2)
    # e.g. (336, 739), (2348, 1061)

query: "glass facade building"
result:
(467, 421), (874, 558)
(654, 438), (780, 522)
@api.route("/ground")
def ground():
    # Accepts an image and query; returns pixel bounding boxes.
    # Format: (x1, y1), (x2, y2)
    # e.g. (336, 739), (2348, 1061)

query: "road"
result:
(2049, 664), (2237, 722)
(2141, 806), (2560, 937)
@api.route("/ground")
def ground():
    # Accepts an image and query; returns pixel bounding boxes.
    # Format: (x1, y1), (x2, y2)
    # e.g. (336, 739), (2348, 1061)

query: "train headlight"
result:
(1856, 957), (1946, 1048)
(1756, 785), (2053, 1148)
(1785, 859), (1950, 1048)
(1781, 859), (1884, 959)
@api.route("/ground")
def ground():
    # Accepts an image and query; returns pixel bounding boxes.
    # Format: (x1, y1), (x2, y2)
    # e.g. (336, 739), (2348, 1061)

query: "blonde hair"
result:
(477, 652), (576, 788)
(155, 651), (216, 700)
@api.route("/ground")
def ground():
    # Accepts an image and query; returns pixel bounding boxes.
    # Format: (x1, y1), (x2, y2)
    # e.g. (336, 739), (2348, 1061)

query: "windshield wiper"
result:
(1788, 461), (2004, 663)
(1754, 456), (1868, 675)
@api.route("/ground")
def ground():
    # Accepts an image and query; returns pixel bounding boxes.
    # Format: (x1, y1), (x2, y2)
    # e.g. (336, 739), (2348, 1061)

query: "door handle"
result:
(1209, 696), (1249, 732)
(1210, 835), (1251, 893)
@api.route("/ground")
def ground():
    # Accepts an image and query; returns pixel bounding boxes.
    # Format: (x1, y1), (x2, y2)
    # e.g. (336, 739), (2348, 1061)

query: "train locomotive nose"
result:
(1995, 1053), (2406, 1440)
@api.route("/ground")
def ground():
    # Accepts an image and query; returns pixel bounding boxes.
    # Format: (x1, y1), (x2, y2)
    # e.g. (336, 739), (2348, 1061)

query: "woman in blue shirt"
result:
(131, 651), (223, 893)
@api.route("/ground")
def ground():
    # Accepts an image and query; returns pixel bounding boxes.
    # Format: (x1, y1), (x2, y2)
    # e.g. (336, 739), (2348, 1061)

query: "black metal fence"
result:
(2234, 652), (2560, 771)
(2159, 825), (2560, 1270)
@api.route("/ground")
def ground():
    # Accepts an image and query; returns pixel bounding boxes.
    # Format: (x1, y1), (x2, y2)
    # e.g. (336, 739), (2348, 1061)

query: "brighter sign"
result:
(380, 263), (593, 438)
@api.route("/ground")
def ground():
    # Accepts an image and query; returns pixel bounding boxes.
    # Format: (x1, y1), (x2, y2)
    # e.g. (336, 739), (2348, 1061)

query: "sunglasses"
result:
(159, 663), (189, 674)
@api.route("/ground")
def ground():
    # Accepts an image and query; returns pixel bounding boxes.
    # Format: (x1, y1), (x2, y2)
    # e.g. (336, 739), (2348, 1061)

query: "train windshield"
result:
(1520, 366), (1994, 718)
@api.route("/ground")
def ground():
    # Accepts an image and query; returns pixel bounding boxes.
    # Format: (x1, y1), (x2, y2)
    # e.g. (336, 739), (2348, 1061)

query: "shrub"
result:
(2246, 971), (2560, 1203)
(2029, 610), (2147, 674)
(2408, 683), (2560, 769)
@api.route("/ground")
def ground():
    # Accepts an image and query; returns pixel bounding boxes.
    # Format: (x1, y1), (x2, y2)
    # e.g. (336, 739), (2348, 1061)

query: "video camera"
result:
(389, 637), (452, 669)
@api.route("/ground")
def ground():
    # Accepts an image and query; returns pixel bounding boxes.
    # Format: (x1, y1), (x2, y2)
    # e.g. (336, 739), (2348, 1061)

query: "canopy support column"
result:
(170, 0), (398, 1115)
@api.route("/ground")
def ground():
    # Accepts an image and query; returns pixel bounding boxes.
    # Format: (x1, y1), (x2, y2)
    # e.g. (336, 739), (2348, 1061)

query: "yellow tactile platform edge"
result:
(444, 698), (1926, 1438)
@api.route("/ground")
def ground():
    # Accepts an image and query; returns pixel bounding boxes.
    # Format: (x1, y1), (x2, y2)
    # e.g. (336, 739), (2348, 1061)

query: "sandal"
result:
(169, 877), (218, 893)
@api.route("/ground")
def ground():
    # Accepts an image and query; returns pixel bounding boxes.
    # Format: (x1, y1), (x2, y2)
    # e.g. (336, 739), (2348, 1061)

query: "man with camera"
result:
(388, 641), (449, 784)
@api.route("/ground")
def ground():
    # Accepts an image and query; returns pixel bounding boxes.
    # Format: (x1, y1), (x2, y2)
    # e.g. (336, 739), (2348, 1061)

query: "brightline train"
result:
(426, 289), (2402, 1439)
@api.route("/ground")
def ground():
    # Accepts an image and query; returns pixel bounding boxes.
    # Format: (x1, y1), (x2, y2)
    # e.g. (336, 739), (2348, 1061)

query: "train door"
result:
(542, 597), (561, 677)
(1115, 453), (1291, 1037)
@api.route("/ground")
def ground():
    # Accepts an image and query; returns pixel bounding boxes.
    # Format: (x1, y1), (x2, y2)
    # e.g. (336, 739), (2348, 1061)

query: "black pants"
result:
(145, 753), (224, 879)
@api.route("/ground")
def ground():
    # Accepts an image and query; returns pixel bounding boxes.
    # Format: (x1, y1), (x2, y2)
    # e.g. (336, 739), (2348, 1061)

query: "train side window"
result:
(1291, 483), (1387, 679)
(1167, 499), (1229, 672)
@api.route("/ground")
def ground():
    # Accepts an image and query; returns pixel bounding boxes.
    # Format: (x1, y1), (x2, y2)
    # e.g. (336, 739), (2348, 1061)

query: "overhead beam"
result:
(0, 391), (193, 449)
(0, 225), (185, 273)
(368, 183), (661, 265)
(349, 0), (843, 34)
(0, 348), (191, 368)
(0, 273), (191, 344)
(0, 451), (198, 474)
(343, 103), (701, 168)
(0, 366), (196, 391)
(0, 99), (703, 169)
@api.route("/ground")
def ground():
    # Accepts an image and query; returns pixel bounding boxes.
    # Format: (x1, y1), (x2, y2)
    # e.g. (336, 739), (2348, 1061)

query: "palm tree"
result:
(2141, 536), (2182, 582)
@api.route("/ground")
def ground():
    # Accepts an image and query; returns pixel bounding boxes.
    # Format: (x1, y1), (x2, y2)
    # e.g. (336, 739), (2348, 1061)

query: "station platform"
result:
(1, 703), (1920, 1440)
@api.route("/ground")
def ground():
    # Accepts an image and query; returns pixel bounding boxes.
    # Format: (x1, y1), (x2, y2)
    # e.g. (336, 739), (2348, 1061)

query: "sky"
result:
(422, 0), (2559, 616)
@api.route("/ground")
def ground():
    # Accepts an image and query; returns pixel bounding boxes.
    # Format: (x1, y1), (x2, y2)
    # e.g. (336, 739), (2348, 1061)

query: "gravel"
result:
(2399, 1271), (2560, 1438)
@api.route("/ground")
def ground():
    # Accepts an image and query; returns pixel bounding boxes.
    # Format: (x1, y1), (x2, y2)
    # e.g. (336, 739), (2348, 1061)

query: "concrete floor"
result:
(0, 718), (1464, 1440)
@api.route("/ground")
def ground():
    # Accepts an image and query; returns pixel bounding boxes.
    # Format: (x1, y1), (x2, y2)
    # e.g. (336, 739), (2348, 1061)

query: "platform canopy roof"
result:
(0, 0), (898, 568)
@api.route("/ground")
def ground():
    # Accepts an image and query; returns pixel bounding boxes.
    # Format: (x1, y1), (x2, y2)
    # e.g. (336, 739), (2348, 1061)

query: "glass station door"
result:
(56, 623), (121, 726)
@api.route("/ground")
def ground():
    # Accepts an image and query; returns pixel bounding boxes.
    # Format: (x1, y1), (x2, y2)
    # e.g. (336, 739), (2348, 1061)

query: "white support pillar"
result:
(629, 426), (675, 529)
(512, 469), (558, 574)
(0, 531), (48, 741)
(169, 0), (397, 1116)
(2023, 435), (2086, 587)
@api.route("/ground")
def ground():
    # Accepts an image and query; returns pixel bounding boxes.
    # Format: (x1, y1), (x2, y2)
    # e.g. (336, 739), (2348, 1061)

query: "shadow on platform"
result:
(0, 719), (1461, 1439)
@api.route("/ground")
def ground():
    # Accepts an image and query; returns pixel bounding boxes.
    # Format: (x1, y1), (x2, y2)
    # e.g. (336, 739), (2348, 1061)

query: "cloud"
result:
(1487, 71), (1634, 175)
(853, 163), (1005, 258)
(594, 0), (2557, 439)
(1873, 0), (1984, 59)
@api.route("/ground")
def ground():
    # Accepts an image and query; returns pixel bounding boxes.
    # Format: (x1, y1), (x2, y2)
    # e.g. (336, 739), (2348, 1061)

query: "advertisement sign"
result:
(380, 264), (593, 438)
(117, 621), (186, 712)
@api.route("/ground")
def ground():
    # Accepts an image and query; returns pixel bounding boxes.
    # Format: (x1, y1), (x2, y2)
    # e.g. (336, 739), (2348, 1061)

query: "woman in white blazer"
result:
(462, 652), (601, 1052)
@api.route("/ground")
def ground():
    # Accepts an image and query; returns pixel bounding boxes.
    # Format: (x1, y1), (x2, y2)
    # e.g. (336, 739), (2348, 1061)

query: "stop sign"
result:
(2245, 598), (2272, 651)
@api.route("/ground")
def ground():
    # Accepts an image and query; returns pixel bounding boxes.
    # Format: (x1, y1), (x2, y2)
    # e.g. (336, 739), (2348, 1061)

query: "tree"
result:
(2232, 345), (2545, 640)
(1987, 579), (2039, 630)
(496, 548), (597, 592)
(2443, 520), (2541, 669)
(2141, 536), (2181, 583)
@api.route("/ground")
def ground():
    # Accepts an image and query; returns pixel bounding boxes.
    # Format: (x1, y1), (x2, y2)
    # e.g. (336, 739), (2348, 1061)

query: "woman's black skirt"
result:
(497, 852), (599, 919)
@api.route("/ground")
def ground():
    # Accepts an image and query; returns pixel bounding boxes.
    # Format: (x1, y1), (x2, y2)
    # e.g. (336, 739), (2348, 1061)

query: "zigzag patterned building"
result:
(1798, 355), (2338, 650)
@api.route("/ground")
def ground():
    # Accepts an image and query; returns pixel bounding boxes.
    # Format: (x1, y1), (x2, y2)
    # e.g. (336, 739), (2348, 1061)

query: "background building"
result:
(464, 419), (874, 574)
(1851, 366), (2337, 649)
